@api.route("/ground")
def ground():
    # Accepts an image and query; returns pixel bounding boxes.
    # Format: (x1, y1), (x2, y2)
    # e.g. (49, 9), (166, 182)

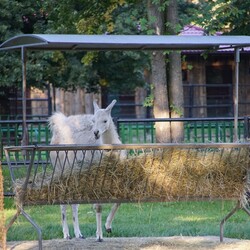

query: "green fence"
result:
(1, 117), (249, 160)
(0, 120), (50, 160)
(117, 118), (248, 144)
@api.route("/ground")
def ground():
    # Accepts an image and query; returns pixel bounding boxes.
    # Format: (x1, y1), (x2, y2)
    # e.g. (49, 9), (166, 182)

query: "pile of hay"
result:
(14, 147), (249, 205)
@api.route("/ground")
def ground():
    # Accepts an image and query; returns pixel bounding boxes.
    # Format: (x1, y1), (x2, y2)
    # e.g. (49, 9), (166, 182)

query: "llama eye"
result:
(104, 120), (107, 123)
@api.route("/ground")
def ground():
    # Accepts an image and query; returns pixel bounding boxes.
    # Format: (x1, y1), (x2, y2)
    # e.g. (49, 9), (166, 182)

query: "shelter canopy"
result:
(1, 34), (250, 51)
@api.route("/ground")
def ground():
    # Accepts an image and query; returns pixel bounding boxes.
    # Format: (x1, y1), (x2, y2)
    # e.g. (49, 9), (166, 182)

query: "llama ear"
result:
(93, 100), (100, 112)
(106, 99), (117, 113)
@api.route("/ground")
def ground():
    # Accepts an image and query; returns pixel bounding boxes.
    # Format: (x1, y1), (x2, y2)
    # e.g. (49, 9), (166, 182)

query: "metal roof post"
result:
(233, 47), (240, 142)
(21, 47), (29, 150)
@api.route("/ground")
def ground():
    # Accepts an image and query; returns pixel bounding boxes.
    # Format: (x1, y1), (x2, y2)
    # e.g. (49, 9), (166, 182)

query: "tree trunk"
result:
(167, 0), (184, 142)
(148, 0), (171, 143)
(135, 87), (147, 118)
(85, 92), (94, 114)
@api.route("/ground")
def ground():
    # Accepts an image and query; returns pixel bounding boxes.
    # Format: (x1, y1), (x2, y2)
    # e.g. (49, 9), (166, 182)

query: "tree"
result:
(181, 0), (250, 35)
(147, 0), (171, 143)
(38, 0), (148, 94)
(167, 0), (184, 142)
(146, 0), (185, 143)
(1, 0), (249, 117)
(0, 0), (52, 89)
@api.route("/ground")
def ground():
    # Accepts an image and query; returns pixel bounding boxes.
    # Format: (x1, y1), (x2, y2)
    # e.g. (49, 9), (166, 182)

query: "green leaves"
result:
(2, 0), (248, 95)
(181, 0), (250, 35)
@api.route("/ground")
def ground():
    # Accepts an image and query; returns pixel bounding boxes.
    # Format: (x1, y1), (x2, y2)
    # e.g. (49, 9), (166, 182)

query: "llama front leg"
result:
(105, 203), (121, 233)
(72, 204), (85, 239)
(94, 204), (103, 242)
(61, 205), (71, 239)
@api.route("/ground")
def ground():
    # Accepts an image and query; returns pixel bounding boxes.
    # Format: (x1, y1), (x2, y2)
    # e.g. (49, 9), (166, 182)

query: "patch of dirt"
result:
(7, 236), (250, 250)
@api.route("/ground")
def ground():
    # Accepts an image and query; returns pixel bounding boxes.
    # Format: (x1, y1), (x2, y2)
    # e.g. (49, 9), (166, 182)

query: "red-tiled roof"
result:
(180, 25), (223, 36)
(180, 25), (249, 53)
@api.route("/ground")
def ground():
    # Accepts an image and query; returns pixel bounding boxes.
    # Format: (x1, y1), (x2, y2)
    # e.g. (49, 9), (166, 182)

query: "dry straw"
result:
(15, 147), (249, 206)
(0, 162), (6, 250)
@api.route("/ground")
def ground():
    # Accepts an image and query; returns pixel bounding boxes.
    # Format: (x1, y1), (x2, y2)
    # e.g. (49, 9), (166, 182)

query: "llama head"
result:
(92, 100), (117, 139)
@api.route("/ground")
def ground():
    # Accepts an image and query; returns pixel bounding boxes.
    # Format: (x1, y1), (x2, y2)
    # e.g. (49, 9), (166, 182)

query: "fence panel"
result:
(117, 118), (247, 144)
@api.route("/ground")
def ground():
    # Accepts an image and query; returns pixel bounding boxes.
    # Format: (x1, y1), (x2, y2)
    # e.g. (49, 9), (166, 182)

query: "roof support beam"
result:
(21, 47), (29, 150)
(233, 47), (240, 142)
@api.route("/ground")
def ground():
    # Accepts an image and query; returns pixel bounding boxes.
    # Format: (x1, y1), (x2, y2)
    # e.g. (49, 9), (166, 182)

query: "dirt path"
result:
(7, 236), (250, 250)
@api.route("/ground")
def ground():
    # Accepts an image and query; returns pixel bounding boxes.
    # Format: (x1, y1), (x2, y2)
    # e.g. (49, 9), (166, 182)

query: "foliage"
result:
(0, 0), (249, 93)
(0, 0), (50, 89)
(74, 1), (149, 93)
(0, 0), (149, 93)
(180, 0), (250, 35)
(143, 84), (154, 107)
(170, 104), (183, 117)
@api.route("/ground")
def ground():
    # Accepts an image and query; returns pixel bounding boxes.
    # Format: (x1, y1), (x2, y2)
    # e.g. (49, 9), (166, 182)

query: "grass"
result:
(4, 197), (250, 241)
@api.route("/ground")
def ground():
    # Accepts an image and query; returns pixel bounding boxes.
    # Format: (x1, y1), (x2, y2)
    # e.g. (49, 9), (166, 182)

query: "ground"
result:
(7, 236), (250, 250)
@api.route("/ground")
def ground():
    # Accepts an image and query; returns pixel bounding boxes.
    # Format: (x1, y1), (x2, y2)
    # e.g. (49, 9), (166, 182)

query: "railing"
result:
(183, 83), (234, 117)
(1, 117), (250, 160)
(117, 117), (249, 144)
(0, 115), (49, 120)
(0, 120), (50, 160)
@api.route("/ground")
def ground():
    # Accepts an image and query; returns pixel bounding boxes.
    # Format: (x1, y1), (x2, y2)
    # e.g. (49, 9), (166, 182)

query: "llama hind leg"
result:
(72, 204), (85, 239)
(61, 205), (71, 239)
(94, 204), (103, 242)
(105, 203), (120, 233)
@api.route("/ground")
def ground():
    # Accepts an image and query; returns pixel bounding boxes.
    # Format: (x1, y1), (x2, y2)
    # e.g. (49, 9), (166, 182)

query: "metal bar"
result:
(20, 197), (240, 206)
(18, 148), (36, 203)
(136, 123), (139, 143)
(5, 207), (21, 232)
(242, 206), (250, 217)
(117, 117), (247, 123)
(21, 47), (29, 148)
(201, 122), (205, 142)
(151, 122), (154, 142)
(20, 208), (42, 250)
(215, 123), (219, 142)
(4, 142), (250, 152)
(244, 117), (249, 140)
(233, 48), (240, 142)
(128, 124), (132, 143)
(0, 116), (248, 124)
(220, 200), (241, 242)
(3, 148), (16, 183)
(194, 122), (197, 142)
(119, 123), (125, 143)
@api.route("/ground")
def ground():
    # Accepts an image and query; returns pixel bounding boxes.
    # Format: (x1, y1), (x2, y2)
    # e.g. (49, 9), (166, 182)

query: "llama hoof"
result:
(65, 236), (72, 240)
(105, 227), (112, 233)
(79, 235), (85, 239)
(96, 237), (104, 242)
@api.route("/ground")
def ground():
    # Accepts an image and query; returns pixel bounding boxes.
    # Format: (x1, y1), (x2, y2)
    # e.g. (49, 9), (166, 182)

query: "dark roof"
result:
(1, 34), (250, 51)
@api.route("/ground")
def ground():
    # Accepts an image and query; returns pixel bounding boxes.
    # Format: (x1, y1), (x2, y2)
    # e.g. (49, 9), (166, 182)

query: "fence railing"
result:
(0, 120), (50, 160)
(1, 117), (250, 159)
(117, 117), (249, 144)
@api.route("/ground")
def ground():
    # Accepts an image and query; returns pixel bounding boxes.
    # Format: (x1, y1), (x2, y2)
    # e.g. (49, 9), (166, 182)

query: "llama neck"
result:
(101, 121), (121, 144)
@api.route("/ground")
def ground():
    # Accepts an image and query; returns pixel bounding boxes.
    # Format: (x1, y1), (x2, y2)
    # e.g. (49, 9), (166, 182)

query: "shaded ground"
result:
(7, 236), (250, 250)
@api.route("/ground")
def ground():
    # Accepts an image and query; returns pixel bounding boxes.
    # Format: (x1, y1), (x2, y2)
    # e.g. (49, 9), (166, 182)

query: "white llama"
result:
(48, 99), (124, 241)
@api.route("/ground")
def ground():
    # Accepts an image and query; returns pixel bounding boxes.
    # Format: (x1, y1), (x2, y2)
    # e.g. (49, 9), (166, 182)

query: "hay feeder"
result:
(4, 143), (250, 248)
